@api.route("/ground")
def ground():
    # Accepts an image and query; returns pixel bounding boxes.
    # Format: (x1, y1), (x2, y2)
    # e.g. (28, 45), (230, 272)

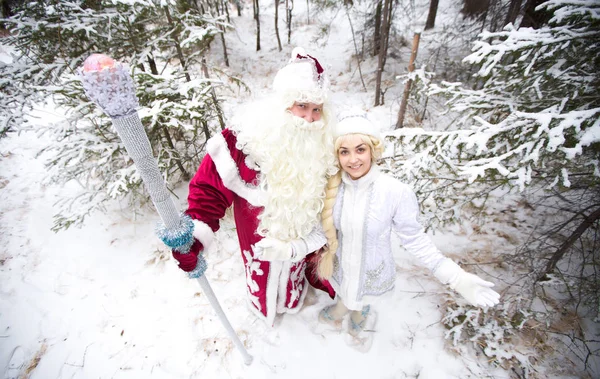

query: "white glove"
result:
(433, 259), (500, 307)
(253, 226), (327, 262)
(253, 237), (294, 261)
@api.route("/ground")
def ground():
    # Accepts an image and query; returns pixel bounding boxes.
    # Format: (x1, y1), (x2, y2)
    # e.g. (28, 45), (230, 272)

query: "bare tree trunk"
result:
(219, 31), (230, 66)
(345, 5), (366, 92)
(213, 0), (230, 66)
(480, 6), (488, 33)
(374, 0), (391, 106)
(147, 56), (158, 75)
(373, 0), (382, 57)
(384, 0), (392, 47)
(504, 0), (522, 26)
(275, 0), (282, 51)
(306, 0), (309, 24)
(1, 0), (14, 18)
(520, 0), (551, 28)
(253, 0), (261, 51)
(221, 0), (231, 23)
(537, 207), (600, 282)
(462, 0), (489, 16)
(396, 33), (420, 128)
(424, 0), (439, 30)
(286, 0), (293, 45)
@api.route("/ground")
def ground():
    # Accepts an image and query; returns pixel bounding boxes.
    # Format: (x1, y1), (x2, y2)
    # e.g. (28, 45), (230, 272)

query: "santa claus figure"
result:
(172, 48), (338, 325)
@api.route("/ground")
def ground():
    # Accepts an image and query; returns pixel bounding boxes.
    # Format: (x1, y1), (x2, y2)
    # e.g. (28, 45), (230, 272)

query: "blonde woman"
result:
(317, 115), (500, 351)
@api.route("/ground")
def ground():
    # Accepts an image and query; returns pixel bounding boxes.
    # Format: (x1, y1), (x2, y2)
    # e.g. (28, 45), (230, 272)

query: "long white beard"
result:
(235, 111), (337, 241)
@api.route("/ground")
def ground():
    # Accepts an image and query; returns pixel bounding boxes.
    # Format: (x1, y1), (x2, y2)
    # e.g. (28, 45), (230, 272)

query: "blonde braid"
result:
(369, 136), (384, 160)
(318, 171), (342, 279)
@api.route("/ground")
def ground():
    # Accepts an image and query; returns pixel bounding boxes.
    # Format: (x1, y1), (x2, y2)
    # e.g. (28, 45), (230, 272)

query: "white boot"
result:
(318, 299), (348, 330)
(345, 305), (377, 352)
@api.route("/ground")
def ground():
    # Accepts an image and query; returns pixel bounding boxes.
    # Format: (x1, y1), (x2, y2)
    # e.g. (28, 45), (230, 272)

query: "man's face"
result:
(289, 102), (323, 122)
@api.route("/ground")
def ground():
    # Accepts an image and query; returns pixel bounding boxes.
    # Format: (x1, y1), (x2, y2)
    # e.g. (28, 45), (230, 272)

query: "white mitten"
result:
(433, 259), (500, 307)
(252, 226), (327, 262)
(289, 225), (327, 261)
(252, 238), (293, 261)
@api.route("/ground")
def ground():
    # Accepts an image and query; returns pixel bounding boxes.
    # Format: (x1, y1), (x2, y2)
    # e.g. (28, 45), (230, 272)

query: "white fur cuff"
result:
(192, 219), (215, 251)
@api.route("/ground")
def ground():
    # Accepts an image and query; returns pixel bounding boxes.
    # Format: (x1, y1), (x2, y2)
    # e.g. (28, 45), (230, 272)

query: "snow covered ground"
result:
(0, 1), (584, 378)
(0, 127), (515, 379)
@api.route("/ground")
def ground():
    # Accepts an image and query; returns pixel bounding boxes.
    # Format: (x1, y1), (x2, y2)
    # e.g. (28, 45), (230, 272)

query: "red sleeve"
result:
(186, 151), (235, 231)
(172, 131), (237, 272)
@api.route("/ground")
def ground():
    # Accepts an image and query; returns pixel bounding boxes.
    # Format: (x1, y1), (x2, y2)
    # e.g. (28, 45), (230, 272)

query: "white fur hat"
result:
(334, 113), (381, 141)
(272, 47), (329, 106)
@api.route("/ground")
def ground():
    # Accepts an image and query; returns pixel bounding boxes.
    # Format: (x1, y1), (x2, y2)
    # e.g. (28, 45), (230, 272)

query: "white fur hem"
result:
(279, 278), (308, 315)
(206, 133), (264, 207)
(276, 261), (291, 313)
(192, 219), (214, 251)
(245, 261), (283, 327)
(246, 295), (269, 324)
(276, 261), (308, 314)
(265, 261), (283, 326)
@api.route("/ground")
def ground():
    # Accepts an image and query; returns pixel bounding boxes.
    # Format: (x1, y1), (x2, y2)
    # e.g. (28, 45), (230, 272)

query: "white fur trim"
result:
(244, 260), (308, 325)
(285, 277), (308, 315)
(273, 60), (323, 97)
(206, 133), (265, 207)
(337, 173), (371, 310)
(291, 47), (306, 59)
(276, 261), (308, 314)
(192, 219), (215, 251)
(244, 155), (259, 171)
(272, 47), (329, 105)
(245, 260), (283, 327)
(334, 114), (381, 141)
(276, 261), (291, 312)
(245, 296), (266, 323)
(265, 261), (283, 326)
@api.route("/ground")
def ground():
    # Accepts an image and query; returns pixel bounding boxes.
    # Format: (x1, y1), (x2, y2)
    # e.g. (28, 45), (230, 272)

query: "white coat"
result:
(331, 165), (451, 310)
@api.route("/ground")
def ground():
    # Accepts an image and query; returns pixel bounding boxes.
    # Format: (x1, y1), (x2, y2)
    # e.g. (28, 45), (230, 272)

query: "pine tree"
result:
(387, 1), (600, 372)
(1, 0), (228, 231)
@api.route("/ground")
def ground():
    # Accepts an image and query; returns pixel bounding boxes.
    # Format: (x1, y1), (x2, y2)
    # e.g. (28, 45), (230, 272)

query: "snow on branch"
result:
(388, 103), (599, 194)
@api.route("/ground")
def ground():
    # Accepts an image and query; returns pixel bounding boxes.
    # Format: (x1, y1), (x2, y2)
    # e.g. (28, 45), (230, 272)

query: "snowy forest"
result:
(0, 0), (599, 378)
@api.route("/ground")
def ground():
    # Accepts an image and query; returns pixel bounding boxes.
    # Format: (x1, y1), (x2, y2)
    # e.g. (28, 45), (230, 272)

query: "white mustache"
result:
(289, 114), (325, 130)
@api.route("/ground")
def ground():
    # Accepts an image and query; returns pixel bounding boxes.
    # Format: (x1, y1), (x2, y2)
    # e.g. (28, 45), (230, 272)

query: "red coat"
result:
(173, 129), (334, 326)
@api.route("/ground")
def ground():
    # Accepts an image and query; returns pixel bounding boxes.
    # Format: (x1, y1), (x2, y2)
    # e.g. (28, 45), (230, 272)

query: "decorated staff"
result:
(79, 54), (253, 365)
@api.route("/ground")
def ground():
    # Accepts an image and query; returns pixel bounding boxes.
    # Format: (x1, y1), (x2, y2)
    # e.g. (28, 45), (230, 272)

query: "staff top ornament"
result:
(82, 53), (116, 72)
(80, 53), (139, 118)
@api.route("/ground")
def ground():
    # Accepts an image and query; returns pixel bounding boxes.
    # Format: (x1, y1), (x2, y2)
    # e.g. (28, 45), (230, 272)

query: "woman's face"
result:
(338, 135), (372, 180)
(289, 102), (323, 122)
